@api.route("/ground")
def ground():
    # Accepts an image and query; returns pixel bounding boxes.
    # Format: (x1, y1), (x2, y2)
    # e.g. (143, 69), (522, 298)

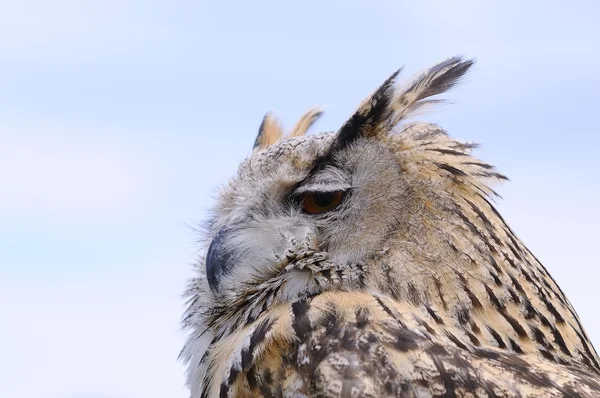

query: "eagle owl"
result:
(181, 57), (600, 397)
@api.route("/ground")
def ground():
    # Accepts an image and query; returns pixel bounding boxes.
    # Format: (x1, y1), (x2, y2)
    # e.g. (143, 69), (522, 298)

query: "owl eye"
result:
(301, 191), (344, 214)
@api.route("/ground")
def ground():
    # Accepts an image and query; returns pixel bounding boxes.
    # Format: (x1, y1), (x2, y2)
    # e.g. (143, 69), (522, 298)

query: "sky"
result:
(0, 1), (599, 397)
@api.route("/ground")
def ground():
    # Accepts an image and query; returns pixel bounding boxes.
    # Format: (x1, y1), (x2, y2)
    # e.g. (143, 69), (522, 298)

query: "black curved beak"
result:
(205, 228), (234, 292)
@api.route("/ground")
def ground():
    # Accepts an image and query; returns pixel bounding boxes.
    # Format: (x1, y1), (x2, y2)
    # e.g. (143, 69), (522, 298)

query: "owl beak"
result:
(205, 228), (234, 293)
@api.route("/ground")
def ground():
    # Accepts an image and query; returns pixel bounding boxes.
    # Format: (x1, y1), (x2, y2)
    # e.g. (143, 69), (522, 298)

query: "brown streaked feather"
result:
(208, 292), (600, 398)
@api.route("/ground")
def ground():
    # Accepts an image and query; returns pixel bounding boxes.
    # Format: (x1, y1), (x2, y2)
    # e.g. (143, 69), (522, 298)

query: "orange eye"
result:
(301, 191), (344, 214)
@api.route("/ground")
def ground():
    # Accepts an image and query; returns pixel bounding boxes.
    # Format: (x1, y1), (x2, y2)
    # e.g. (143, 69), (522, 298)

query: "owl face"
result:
(191, 57), (477, 328)
(203, 129), (411, 304)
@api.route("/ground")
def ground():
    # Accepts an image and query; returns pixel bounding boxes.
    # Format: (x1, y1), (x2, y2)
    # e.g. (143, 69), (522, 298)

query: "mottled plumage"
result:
(181, 57), (600, 397)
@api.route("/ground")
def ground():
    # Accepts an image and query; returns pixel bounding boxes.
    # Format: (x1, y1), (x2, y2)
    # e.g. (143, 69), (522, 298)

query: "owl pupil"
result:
(314, 192), (334, 207)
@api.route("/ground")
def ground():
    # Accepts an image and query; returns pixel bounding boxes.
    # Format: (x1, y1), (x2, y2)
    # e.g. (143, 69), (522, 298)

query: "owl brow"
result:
(283, 145), (341, 201)
(292, 135), (346, 193)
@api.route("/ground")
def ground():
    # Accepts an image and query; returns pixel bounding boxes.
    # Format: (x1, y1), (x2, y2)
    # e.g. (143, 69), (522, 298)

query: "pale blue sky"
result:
(1, 1), (599, 397)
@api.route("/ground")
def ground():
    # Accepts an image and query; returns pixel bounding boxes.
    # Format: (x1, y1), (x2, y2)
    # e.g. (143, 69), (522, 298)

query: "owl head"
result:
(181, 57), (600, 397)
(180, 56), (518, 387)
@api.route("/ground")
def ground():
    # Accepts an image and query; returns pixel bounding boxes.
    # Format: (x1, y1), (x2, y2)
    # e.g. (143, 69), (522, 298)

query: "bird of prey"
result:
(180, 57), (600, 397)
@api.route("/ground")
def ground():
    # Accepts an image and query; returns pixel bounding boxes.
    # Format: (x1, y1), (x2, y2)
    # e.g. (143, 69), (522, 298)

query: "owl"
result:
(180, 57), (600, 397)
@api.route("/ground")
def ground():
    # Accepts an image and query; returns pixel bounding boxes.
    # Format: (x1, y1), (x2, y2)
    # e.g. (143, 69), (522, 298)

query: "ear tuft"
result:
(289, 107), (324, 138)
(253, 107), (324, 152)
(334, 57), (475, 149)
(335, 68), (402, 148)
(253, 112), (284, 151)
(390, 56), (474, 125)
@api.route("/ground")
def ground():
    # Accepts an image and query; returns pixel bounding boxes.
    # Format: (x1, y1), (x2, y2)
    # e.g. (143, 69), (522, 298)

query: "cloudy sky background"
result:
(1, 1), (599, 397)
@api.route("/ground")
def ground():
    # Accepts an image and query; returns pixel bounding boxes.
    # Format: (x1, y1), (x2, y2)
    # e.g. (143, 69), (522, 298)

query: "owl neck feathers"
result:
(367, 125), (600, 371)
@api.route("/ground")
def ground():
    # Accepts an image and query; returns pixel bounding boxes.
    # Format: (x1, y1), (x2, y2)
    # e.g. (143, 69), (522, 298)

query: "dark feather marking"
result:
(241, 318), (274, 371)
(524, 300), (537, 319)
(540, 277), (561, 299)
(572, 327), (600, 370)
(253, 114), (270, 150)
(428, 343), (450, 357)
(517, 263), (534, 283)
(220, 364), (240, 398)
(465, 285), (484, 309)
(505, 356), (561, 391)
(505, 230), (524, 257)
(444, 352), (484, 394)
(527, 249), (571, 306)
(578, 349), (596, 371)
(415, 316), (437, 335)
(430, 355), (457, 398)
(506, 241), (523, 261)
(477, 192), (513, 230)
(506, 286), (520, 303)
(451, 141), (480, 149)
(434, 277), (448, 310)
(425, 305), (444, 324)
(258, 377), (276, 398)
(487, 326), (508, 349)
(218, 383), (229, 398)
(436, 162), (468, 177)
(407, 282), (420, 304)
(467, 332), (481, 346)
(291, 299), (312, 339)
(508, 337), (524, 354)
(323, 307), (343, 337)
(355, 307), (369, 328)
(508, 274), (525, 294)
(246, 367), (258, 390)
(200, 376), (211, 398)
(540, 293), (565, 324)
(489, 232), (503, 248)
(507, 274), (536, 316)
(464, 198), (493, 230)
(490, 271), (502, 286)
(484, 284), (504, 310)
(537, 311), (552, 329)
(355, 262), (367, 288)
(462, 161), (494, 169)
(426, 148), (469, 156)
(200, 334), (219, 363)
(447, 239), (459, 252)
(488, 254), (503, 275)
(473, 348), (501, 361)
(456, 307), (471, 325)
(549, 325), (571, 356)
(457, 273), (483, 309)
(445, 331), (469, 350)
(499, 311), (528, 338)
(393, 329), (421, 352)
(375, 296), (396, 318)
(374, 296), (407, 328)
(539, 348), (554, 361)
(454, 209), (487, 245)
